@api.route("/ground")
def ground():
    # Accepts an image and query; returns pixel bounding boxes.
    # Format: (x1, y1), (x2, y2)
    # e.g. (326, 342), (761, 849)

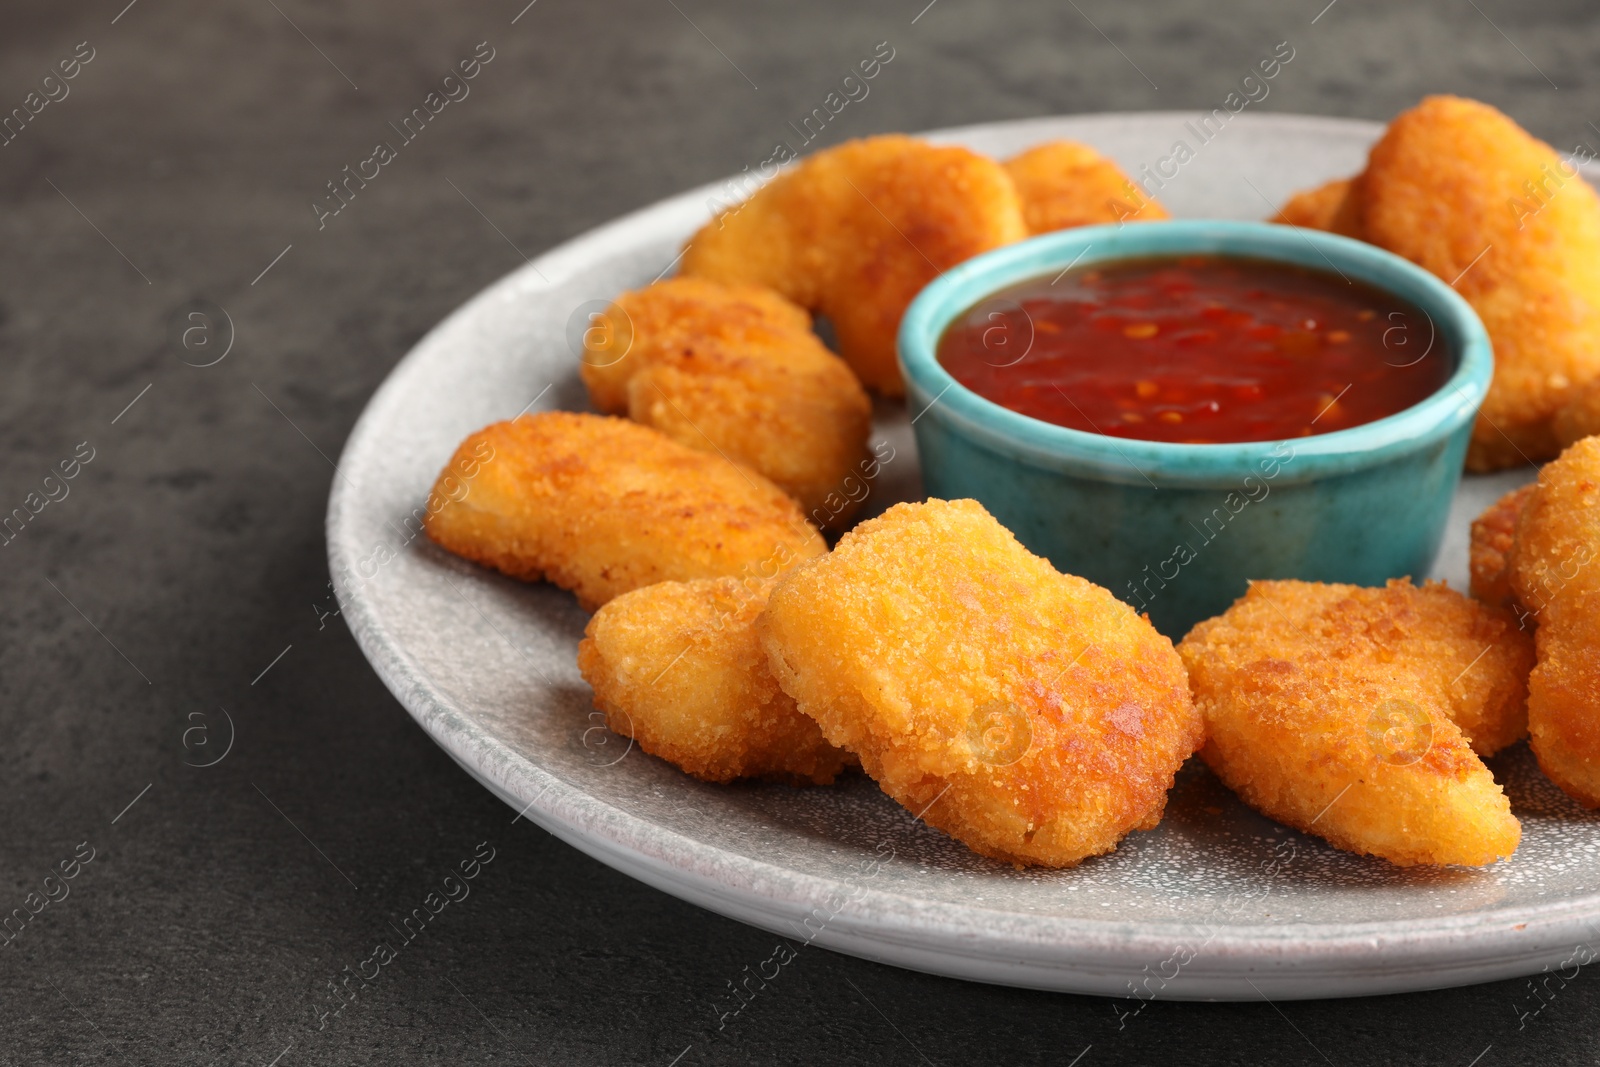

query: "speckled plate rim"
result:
(328, 111), (1600, 1000)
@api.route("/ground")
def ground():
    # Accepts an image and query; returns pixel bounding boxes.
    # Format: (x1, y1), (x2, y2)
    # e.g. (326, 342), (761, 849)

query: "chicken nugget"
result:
(758, 498), (1203, 868)
(1553, 378), (1600, 448)
(1271, 177), (1362, 236)
(1470, 483), (1537, 616)
(1355, 96), (1600, 470)
(424, 412), (824, 610)
(579, 277), (812, 412)
(1180, 580), (1523, 867)
(1274, 177), (1349, 230)
(579, 278), (872, 522)
(578, 576), (850, 784)
(680, 135), (1027, 395)
(1190, 579), (1529, 756)
(1003, 141), (1168, 233)
(1509, 435), (1600, 805)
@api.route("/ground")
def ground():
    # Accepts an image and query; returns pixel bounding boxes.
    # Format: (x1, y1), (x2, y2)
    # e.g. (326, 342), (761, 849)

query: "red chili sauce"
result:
(936, 254), (1452, 444)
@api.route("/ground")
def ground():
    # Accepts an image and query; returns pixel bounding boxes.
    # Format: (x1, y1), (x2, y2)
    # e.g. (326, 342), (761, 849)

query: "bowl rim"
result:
(897, 219), (1492, 486)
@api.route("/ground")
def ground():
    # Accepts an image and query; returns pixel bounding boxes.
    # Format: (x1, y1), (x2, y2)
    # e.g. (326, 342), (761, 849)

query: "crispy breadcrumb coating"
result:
(579, 278), (872, 524)
(1354, 96), (1600, 470)
(578, 576), (850, 785)
(580, 277), (813, 412)
(423, 413), (824, 610)
(1553, 378), (1600, 449)
(679, 135), (1027, 395)
(1003, 141), (1168, 233)
(1272, 177), (1362, 235)
(1275, 98), (1600, 468)
(758, 498), (1203, 868)
(1509, 435), (1600, 806)
(1191, 579), (1530, 756)
(1470, 483), (1537, 617)
(1180, 579), (1524, 867)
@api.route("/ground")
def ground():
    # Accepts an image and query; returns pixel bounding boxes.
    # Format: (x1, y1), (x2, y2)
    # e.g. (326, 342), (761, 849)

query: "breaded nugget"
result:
(1355, 96), (1600, 470)
(1470, 483), (1537, 616)
(578, 576), (850, 784)
(1180, 580), (1524, 867)
(424, 413), (824, 610)
(1553, 378), (1600, 448)
(579, 278), (872, 522)
(758, 498), (1203, 868)
(1272, 177), (1362, 236)
(580, 277), (813, 412)
(680, 135), (1028, 395)
(1003, 141), (1168, 233)
(1190, 579), (1530, 756)
(1509, 436), (1600, 805)
(1274, 177), (1349, 230)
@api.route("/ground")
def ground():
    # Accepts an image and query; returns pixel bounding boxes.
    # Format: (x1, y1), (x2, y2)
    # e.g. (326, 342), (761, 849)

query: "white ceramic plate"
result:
(328, 113), (1600, 1001)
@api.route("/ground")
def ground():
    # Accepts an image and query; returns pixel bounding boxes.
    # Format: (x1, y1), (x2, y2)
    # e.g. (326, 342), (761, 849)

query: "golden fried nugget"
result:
(1470, 483), (1537, 616)
(1355, 96), (1600, 470)
(580, 277), (813, 412)
(680, 135), (1027, 395)
(1553, 378), (1600, 448)
(424, 413), (824, 610)
(1189, 579), (1530, 756)
(578, 576), (850, 785)
(1003, 141), (1168, 233)
(579, 278), (872, 522)
(1274, 177), (1347, 229)
(758, 498), (1203, 868)
(1272, 177), (1362, 236)
(1509, 436), (1600, 805)
(1180, 580), (1524, 867)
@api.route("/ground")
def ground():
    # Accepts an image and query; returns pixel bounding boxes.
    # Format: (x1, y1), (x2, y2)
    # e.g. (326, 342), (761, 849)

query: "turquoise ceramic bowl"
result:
(898, 220), (1491, 639)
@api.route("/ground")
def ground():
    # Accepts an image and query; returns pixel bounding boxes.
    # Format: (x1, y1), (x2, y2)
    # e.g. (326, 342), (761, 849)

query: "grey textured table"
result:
(3, 1), (1598, 1063)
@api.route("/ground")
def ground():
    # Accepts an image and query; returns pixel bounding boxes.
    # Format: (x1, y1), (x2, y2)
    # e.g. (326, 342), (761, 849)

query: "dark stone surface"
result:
(1, 0), (1597, 1063)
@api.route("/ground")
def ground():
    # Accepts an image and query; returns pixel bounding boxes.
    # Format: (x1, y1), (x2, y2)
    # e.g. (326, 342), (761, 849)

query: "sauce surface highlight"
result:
(937, 254), (1452, 444)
